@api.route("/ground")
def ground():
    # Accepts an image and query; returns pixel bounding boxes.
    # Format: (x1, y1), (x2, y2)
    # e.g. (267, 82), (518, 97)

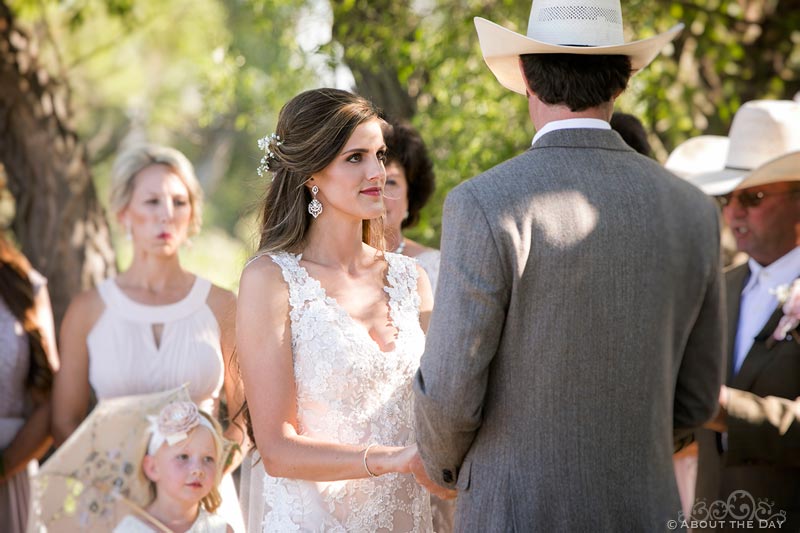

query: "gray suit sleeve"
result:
(674, 205), (726, 444)
(413, 184), (510, 488)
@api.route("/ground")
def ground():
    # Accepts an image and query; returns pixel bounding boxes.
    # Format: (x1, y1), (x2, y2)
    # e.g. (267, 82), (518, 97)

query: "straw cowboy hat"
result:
(665, 135), (730, 179)
(474, 0), (684, 95)
(734, 151), (800, 191)
(691, 100), (800, 196)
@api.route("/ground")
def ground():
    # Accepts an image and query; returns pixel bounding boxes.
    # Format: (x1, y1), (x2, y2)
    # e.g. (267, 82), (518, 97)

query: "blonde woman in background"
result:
(51, 144), (245, 532)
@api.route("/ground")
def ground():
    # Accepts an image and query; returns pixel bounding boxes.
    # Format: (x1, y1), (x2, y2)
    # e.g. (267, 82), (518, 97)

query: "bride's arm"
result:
(237, 256), (415, 481)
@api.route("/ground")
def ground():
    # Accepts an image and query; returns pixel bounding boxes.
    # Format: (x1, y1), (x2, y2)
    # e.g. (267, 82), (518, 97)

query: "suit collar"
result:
(530, 128), (636, 153)
(531, 118), (611, 145)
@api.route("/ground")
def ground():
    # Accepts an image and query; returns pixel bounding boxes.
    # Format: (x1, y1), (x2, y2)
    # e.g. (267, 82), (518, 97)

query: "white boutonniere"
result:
(768, 279), (800, 347)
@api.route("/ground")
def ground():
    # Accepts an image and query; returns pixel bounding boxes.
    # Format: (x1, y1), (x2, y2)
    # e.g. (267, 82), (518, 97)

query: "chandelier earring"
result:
(308, 185), (323, 219)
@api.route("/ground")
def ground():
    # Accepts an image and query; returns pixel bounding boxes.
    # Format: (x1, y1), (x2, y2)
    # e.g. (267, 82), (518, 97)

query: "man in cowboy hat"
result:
(412, 0), (725, 530)
(694, 148), (800, 531)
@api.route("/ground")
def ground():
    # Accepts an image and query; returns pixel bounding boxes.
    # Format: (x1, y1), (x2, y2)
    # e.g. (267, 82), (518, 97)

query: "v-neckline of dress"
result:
(292, 253), (400, 354)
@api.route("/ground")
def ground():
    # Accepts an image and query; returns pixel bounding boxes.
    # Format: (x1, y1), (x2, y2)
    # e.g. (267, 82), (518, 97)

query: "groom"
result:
(412, 1), (726, 530)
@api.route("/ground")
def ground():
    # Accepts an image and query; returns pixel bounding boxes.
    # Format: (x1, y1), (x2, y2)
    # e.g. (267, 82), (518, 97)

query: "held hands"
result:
(366, 444), (457, 500)
(408, 451), (458, 501)
(389, 444), (419, 475)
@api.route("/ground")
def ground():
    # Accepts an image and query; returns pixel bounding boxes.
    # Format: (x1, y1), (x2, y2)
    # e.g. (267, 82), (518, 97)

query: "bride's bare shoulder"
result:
(240, 254), (290, 294)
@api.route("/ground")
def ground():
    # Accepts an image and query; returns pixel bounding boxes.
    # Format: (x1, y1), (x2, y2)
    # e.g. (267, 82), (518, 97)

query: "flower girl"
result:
(114, 402), (233, 533)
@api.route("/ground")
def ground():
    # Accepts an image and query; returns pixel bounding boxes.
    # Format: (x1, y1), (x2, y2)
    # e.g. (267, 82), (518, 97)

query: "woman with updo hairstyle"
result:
(0, 233), (59, 533)
(51, 144), (245, 532)
(237, 88), (436, 531)
(381, 120), (441, 293)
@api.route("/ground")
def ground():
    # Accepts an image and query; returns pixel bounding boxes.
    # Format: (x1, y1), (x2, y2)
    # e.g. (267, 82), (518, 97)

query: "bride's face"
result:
(308, 118), (387, 222)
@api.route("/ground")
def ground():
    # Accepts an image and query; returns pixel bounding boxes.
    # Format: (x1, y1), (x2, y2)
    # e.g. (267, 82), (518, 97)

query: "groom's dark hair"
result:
(520, 54), (632, 112)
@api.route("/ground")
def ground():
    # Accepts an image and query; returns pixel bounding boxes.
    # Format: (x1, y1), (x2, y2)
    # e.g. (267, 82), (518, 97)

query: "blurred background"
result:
(1, 0), (798, 326)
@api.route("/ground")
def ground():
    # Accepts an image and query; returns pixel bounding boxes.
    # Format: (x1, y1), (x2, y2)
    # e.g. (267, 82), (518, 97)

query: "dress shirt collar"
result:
(742, 246), (800, 295)
(531, 118), (611, 146)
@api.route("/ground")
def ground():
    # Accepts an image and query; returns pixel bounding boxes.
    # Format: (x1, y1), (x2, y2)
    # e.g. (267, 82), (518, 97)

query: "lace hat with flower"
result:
(474, 0), (684, 95)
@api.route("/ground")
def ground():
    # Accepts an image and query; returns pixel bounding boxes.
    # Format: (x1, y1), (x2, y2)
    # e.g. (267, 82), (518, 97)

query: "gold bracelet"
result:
(362, 443), (378, 477)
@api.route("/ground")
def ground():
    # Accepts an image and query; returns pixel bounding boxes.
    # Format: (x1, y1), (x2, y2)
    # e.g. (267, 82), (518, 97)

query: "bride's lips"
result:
(157, 232), (173, 240)
(360, 187), (382, 197)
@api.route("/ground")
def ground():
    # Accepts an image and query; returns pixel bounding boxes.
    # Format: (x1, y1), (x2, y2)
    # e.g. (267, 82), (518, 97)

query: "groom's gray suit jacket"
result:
(413, 128), (726, 531)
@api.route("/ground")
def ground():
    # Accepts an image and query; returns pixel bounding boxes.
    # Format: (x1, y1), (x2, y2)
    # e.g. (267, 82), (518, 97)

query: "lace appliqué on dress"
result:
(259, 252), (431, 533)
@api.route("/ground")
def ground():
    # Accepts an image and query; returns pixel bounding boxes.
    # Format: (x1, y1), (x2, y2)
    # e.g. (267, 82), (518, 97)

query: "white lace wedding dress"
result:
(255, 251), (432, 533)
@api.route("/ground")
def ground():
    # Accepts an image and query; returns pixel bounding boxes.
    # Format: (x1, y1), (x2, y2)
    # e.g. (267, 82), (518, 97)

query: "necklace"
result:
(394, 239), (406, 254)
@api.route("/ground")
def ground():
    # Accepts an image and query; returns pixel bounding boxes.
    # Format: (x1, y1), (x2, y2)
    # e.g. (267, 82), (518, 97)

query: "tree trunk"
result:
(331, 0), (418, 121)
(0, 1), (115, 327)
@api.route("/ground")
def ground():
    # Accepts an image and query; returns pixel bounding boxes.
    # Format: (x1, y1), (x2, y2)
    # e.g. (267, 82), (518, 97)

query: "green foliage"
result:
(330, 0), (800, 245)
(8, 0), (800, 257)
(8, 0), (317, 249)
(403, 1), (533, 246)
(329, 0), (533, 246)
(203, 0), (316, 234)
(623, 0), (800, 153)
(10, 0), (237, 139)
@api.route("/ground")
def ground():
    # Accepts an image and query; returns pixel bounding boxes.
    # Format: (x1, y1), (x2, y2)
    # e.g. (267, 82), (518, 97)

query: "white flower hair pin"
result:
(257, 132), (283, 177)
(767, 279), (800, 348)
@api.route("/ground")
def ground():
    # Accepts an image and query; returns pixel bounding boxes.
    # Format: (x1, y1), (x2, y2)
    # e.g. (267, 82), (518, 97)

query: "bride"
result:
(236, 88), (435, 532)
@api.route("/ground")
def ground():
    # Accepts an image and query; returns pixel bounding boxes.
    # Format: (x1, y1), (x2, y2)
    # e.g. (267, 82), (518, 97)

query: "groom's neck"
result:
(528, 94), (614, 131)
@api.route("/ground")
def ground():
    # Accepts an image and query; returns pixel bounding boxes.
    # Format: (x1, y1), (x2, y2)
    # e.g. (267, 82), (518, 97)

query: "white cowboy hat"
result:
(665, 135), (730, 180)
(474, 0), (684, 95)
(734, 151), (800, 191)
(691, 100), (800, 196)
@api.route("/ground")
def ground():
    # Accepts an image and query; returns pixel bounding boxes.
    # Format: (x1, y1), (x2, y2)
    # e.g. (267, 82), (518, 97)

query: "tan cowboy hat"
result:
(474, 0), (684, 95)
(734, 151), (800, 191)
(692, 100), (800, 196)
(665, 135), (730, 180)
